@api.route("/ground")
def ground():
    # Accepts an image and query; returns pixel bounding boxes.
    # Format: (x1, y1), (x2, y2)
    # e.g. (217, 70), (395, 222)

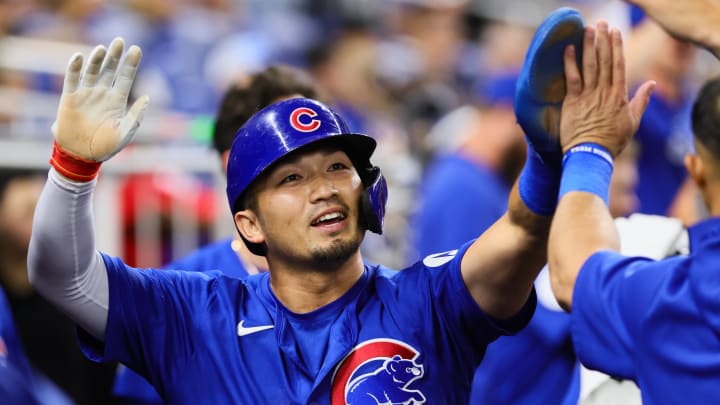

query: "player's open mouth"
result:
(311, 211), (346, 226)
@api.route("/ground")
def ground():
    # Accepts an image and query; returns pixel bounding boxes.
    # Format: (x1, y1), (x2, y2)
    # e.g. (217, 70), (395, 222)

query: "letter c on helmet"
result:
(290, 107), (321, 132)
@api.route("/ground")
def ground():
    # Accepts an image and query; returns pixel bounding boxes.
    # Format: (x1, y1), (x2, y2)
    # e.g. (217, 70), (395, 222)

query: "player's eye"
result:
(329, 162), (349, 171)
(280, 173), (301, 184)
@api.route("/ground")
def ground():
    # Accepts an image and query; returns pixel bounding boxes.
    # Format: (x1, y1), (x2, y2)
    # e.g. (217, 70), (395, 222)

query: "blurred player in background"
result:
(113, 64), (318, 404)
(410, 73), (525, 260)
(0, 286), (42, 405)
(0, 168), (111, 405)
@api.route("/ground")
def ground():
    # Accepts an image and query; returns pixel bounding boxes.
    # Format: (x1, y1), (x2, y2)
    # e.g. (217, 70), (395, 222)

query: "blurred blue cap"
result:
(630, 5), (645, 27)
(474, 73), (518, 107)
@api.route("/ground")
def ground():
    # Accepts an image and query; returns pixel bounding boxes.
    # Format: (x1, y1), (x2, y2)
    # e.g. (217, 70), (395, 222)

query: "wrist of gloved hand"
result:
(50, 141), (102, 182)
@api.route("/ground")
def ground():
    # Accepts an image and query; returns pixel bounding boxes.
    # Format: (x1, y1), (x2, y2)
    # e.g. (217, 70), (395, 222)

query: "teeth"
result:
(315, 212), (344, 224)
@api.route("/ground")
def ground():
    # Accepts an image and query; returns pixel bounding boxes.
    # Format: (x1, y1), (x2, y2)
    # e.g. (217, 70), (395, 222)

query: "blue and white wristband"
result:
(559, 143), (614, 205)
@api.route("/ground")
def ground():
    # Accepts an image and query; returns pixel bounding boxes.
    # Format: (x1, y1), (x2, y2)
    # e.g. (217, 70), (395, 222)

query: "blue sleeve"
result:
(78, 254), (224, 395)
(393, 241), (536, 365)
(571, 250), (665, 379)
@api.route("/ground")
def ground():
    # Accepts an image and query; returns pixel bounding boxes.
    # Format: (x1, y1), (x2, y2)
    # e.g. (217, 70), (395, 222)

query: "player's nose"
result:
(309, 176), (338, 202)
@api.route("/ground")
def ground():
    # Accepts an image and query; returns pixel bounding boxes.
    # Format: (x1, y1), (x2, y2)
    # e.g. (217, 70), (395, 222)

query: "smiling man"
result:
(26, 10), (650, 402)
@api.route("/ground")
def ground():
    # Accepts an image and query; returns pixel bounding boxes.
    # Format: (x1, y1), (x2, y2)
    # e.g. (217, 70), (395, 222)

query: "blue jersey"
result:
(572, 217), (720, 404)
(634, 94), (693, 215)
(0, 287), (41, 404)
(82, 241), (535, 404)
(411, 154), (509, 259)
(113, 237), (250, 404)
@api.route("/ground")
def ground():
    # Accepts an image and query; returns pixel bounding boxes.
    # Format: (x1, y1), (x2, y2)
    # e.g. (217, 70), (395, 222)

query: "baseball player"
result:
(25, 14), (644, 399)
(112, 65), (319, 404)
(0, 286), (41, 404)
(546, 15), (720, 404)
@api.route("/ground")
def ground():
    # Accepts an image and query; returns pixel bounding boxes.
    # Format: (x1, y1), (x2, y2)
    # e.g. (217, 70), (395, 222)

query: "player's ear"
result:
(684, 153), (705, 189)
(234, 210), (265, 245)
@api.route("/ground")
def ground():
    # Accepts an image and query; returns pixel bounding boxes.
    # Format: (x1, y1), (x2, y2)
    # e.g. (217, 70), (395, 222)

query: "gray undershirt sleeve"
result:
(27, 168), (108, 340)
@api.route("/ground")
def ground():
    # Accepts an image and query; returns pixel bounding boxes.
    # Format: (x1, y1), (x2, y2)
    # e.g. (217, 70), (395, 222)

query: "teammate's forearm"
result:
(627, 0), (720, 59)
(548, 192), (618, 309)
(548, 144), (619, 309)
(27, 168), (109, 340)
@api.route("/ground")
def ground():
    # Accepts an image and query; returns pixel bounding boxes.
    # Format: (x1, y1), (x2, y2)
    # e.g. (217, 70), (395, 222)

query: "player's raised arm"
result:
(458, 8), (584, 318)
(548, 22), (654, 309)
(624, 0), (720, 59)
(27, 38), (149, 340)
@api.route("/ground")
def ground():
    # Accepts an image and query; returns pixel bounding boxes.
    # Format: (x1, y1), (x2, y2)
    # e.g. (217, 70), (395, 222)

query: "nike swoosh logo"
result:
(237, 320), (274, 337)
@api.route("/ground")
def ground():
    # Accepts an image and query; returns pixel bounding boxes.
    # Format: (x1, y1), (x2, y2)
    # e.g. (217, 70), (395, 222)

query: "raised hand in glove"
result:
(51, 37), (149, 181)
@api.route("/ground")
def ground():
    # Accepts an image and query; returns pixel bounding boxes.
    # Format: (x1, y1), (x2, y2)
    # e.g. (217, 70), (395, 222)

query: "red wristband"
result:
(49, 142), (102, 182)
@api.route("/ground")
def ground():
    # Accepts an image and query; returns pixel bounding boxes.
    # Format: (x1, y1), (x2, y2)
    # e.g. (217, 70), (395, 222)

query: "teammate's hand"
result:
(623, 0), (720, 58)
(559, 22), (655, 157)
(53, 37), (149, 162)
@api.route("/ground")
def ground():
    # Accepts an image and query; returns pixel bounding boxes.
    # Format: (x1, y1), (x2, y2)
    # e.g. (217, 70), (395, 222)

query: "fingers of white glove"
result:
(81, 45), (107, 88)
(62, 53), (83, 95)
(98, 37), (125, 88)
(114, 45), (142, 101)
(111, 95), (150, 160)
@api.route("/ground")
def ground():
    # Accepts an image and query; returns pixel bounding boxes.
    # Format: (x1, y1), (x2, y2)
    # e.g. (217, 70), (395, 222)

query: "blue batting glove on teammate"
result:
(514, 7), (585, 216)
(515, 7), (585, 167)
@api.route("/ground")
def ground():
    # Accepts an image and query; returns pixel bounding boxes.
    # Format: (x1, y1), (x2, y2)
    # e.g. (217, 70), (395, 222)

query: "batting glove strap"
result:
(50, 141), (102, 182)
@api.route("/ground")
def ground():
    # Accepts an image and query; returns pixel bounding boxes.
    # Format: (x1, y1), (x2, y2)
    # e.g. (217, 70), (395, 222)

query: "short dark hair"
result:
(692, 77), (720, 158)
(211, 65), (319, 155)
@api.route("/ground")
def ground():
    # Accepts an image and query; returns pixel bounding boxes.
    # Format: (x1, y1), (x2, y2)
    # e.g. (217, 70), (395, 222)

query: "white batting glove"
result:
(53, 37), (149, 164)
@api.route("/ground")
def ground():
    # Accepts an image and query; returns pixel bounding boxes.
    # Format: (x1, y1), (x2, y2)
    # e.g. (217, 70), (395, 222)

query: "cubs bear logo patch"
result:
(331, 338), (426, 405)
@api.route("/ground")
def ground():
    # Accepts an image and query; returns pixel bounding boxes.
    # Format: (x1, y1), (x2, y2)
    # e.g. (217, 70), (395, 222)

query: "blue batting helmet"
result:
(226, 97), (388, 255)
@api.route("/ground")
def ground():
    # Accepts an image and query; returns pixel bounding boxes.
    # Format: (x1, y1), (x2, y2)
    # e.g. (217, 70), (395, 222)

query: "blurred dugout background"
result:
(0, 0), (717, 268)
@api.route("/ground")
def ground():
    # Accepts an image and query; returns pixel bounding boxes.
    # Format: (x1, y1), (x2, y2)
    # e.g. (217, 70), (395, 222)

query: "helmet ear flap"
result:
(361, 166), (388, 234)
